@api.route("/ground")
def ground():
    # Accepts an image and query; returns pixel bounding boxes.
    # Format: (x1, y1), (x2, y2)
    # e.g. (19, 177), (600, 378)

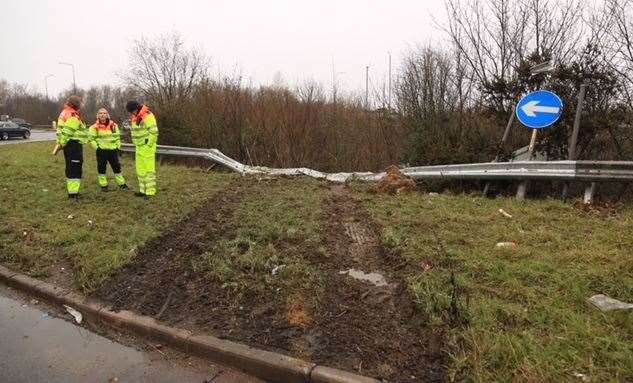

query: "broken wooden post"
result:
(516, 128), (538, 200)
(583, 182), (596, 205)
(562, 83), (587, 200)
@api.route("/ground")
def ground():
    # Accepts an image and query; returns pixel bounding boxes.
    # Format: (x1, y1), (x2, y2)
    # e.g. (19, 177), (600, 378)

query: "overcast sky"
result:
(1, 0), (448, 97)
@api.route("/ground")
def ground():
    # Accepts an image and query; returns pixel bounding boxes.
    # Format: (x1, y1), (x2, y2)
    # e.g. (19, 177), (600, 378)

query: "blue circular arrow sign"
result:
(516, 90), (563, 129)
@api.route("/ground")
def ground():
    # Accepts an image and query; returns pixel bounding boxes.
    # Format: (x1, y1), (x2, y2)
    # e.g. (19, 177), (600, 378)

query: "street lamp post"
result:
(44, 74), (54, 99)
(58, 62), (76, 93)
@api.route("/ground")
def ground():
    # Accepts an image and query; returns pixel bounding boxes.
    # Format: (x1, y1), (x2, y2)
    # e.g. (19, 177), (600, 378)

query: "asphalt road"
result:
(0, 284), (262, 383)
(0, 129), (56, 145)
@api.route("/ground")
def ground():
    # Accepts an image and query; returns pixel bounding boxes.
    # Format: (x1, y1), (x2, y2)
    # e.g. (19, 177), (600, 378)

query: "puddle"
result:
(339, 269), (388, 287)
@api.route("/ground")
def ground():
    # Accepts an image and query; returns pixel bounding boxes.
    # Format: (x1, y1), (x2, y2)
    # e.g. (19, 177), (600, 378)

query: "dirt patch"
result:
(98, 178), (315, 354)
(97, 180), (444, 382)
(309, 184), (444, 381)
(98, 180), (256, 330)
(44, 257), (75, 291)
(375, 165), (417, 195)
(573, 200), (623, 218)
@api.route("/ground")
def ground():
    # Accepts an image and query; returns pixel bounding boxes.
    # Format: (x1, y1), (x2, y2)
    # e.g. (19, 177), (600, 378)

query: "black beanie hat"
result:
(125, 100), (141, 113)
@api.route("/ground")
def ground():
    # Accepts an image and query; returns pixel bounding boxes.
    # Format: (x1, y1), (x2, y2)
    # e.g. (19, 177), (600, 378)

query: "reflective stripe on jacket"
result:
(89, 120), (121, 150)
(56, 105), (88, 145)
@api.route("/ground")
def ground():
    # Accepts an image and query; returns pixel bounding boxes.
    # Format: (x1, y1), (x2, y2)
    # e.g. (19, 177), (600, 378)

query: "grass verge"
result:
(0, 142), (235, 291)
(353, 184), (633, 382)
(191, 177), (328, 323)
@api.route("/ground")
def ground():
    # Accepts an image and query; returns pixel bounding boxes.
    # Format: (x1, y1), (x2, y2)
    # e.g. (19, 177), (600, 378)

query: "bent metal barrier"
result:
(120, 143), (633, 186)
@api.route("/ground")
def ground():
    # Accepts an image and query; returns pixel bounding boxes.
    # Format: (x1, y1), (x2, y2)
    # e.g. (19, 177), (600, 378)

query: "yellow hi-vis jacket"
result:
(56, 105), (88, 145)
(88, 120), (121, 150)
(130, 105), (158, 147)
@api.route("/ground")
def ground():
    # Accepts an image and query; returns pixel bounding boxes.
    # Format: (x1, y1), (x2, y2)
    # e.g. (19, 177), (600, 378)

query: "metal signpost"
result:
(515, 90), (564, 199)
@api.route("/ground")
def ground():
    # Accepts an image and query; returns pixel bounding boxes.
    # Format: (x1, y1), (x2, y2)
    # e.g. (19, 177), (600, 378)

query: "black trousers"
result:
(96, 148), (122, 174)
(63, 140), (83, 180)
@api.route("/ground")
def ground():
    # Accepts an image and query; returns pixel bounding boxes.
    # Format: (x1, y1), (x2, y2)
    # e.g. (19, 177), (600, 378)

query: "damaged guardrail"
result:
(120, 143), (633, 184)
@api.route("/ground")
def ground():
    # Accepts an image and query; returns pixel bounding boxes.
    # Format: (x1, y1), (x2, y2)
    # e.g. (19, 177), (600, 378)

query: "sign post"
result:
(515, 90), (564, 199)
(562, 83), (588, 201)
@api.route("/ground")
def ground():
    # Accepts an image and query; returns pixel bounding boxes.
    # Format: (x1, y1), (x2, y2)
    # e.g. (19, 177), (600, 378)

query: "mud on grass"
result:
(98, 178), (445, 382)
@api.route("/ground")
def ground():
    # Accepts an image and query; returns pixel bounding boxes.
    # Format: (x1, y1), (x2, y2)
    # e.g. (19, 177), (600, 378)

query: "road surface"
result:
(0, 129), (56, 146)
(0, 284), (262, 383)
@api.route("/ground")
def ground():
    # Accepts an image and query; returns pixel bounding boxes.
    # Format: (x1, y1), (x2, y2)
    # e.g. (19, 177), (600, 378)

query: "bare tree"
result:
(596, 0), (633, 105)
(442, 0), (585, 111)
(122, 32), (209, 109)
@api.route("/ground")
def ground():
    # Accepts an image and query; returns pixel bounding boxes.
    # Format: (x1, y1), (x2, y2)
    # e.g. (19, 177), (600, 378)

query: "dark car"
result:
(11, 118), (32, 130)
(0, 121), (31, 140)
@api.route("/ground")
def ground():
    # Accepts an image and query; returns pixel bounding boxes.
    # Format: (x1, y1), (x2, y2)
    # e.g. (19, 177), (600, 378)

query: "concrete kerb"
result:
(0, 265), (380, 383)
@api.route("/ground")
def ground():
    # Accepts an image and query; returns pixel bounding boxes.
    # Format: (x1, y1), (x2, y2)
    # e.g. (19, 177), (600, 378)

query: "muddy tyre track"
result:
(99, 180), (249, 328)
(313, 185), (444, 382)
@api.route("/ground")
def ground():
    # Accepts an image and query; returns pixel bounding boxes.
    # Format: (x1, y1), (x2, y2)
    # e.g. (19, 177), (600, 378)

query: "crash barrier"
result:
(120, 143), (633, 201)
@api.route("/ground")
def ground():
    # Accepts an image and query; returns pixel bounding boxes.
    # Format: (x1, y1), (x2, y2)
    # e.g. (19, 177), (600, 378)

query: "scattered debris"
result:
(572, 372), (590, 382)
(30, 299), (39, 305)
(420, 260), (433, 272)
(375, 165), (416, 195)
(498, 208), (513, 218)
(428, 192), (439, 197)
(67, 214), (74, 220)
(495, 241), (518, 249)
(108, 378), (119, 383)
(271, 265), (286, 275)
(588, 294), (633, 312)
(41, 313), (51, 320)
(87, 220), (95, 229)
(574, 200), (622, 218)
(155, 291), (174, 320)
(63, 305), (83, 324)
(287, 297), (311, 327)
(42, 189), (48, 193)
(147, 342), (167, 357)
(339, 269), (389, 287)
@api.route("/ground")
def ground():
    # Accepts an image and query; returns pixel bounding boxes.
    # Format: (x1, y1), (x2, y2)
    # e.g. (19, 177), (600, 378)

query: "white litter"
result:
(498, 208), (513, 218)
(495, 242), (517, 249)
(572, 372), (590, 382)
(63, 305), (83, 324)
(271, 265), (286, 275)
(587, 294), (633, 312)
(67, 214), (74, 220)
(339, 269), (389, 287)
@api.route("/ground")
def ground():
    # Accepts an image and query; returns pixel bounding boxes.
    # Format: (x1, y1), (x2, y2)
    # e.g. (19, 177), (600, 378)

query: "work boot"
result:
(68, 194), (80, 200)
(101, 186), (109, 192)
(119, 184), (129, 190)
(134, 192), (145, 197)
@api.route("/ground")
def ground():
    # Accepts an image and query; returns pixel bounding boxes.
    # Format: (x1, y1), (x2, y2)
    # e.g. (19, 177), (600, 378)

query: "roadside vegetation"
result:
(0, 142), (234, 291)
(191, 177), (329, 320)
(352, 183), (633, 381)
(2, 143), (633, 380)
(5, 1), (633, 175)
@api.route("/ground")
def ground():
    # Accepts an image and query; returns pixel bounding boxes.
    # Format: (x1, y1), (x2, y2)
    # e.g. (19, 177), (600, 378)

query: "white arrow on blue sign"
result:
(516, 90), (563, 129)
